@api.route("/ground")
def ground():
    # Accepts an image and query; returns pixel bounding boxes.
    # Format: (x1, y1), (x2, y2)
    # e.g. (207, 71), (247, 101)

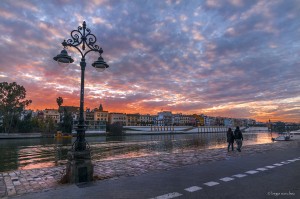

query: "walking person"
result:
(226, 128), (234, 151)
(234, 126), (243, 152)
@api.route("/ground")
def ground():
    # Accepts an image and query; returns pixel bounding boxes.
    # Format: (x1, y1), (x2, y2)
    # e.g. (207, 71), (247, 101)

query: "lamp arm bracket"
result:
(64, 44), (84, 58)
(66, 29), (83, 47)
(83, 49), (100, 58)
(84, 32), (101, 51)
(65, 23), (101, 52)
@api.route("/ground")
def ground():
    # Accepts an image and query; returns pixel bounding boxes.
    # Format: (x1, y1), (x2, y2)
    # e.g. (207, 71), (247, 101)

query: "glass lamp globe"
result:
(53, 49), (74, 67)
(92, 56), (109, 72)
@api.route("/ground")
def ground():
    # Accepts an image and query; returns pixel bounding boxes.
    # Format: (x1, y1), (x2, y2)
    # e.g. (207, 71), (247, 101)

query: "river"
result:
(0, 131), (277, 172)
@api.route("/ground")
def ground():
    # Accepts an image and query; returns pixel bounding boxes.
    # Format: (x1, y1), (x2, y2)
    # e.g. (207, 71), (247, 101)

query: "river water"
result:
(0, 132), (277, 172)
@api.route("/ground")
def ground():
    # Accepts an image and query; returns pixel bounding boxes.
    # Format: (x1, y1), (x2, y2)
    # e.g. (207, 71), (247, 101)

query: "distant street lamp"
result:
(53, 21), (109, 183)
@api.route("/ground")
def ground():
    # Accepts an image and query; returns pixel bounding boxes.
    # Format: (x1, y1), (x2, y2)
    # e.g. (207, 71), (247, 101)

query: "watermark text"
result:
(267, 191), (295, 197)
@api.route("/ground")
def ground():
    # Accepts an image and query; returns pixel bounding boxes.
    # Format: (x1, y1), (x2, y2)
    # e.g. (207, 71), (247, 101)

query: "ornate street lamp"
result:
(53, 21), (109, 183)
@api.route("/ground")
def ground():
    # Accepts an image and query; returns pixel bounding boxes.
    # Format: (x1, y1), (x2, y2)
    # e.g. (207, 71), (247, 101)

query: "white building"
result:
(157, 111), (173, 126)
(140, 114), (153, 126)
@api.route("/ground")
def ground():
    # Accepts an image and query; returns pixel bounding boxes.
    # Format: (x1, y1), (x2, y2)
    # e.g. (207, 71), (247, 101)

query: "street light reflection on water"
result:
(0, 132), (277, 172)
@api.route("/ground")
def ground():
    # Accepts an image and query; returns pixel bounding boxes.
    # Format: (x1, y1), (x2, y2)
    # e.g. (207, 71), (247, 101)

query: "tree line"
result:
(0, 82), (72, 134)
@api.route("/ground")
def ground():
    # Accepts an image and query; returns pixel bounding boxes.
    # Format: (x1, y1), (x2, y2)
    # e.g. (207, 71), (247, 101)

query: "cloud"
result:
(0, 0), (299, 122)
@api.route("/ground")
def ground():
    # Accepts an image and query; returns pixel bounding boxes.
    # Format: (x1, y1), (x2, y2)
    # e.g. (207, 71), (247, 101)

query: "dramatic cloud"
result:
(0, 0), (299, 122)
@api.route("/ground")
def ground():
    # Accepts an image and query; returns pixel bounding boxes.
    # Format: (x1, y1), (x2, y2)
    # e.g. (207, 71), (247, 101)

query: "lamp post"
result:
(53, 21), (109, 183)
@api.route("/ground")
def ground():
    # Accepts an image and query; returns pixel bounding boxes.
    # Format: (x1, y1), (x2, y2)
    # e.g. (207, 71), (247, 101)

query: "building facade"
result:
(157, 111), (173, 126)
(140, 114), (153, 126)
(109, 113), (127, 125)
(126, 113), (140, 126)
(43, 109), (60, 123)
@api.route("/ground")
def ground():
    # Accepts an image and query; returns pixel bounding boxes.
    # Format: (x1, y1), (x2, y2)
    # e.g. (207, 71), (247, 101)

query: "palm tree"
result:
(56, 97), (63, 110)
(56, 97), (63, 125)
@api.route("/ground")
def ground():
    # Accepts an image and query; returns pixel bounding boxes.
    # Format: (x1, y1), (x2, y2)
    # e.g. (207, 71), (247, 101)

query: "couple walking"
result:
(227, 126), (243, 152)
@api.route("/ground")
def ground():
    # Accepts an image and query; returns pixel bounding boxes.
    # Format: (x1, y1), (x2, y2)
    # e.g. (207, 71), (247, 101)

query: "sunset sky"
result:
(0, 0), (299, 122)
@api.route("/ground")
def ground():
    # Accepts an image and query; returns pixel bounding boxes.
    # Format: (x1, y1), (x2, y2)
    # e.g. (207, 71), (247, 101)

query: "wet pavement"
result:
(1, 136), (299, 198)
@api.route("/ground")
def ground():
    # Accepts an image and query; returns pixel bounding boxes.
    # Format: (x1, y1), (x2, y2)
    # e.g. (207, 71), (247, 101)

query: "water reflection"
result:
(0, 132), (278, 172)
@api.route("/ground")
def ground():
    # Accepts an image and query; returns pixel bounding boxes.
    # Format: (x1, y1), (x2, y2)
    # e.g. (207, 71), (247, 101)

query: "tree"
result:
(56, 96), (63, 125)
(18, 112), (33, 133)
(107, 122), (124, 136)
(45, 117), (56, 133)
(56, 97), (63, 111)
(61, 108), (73, 134)
(0, 82), (32, 133)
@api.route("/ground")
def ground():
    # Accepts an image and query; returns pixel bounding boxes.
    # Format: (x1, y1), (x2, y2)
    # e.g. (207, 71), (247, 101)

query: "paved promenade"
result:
(1, 135), (299, 198)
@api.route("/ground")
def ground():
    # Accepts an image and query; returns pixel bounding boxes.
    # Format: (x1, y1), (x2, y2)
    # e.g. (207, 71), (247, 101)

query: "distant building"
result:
(20, 110), (33, 121)
(109, 113), (127, 125)
(35, 105), (260, 130)
(59, 106), (80, 113)
(232, 118), (243, 127)
(173, 113), (182, 126)
(192, 114), (205, 126)
(126, 113), (140, 126)
(157, 111), (173, 126)
(246, 119), (256, 126)
(93, 104), (108, 131)
(59, 106), (80, 121)
(84, 108), (95, 129)
(140, 114), (153, 126)
(59, 104), (106, 131)
(215, 117), (224, 126)
(224, 118), (233, 127)
(204, 116), (217, 126)
(36, 110), (44, 120)
(87, 105), (108, 131)
(181, 115), (194, 126)
(94, 109), (108, 123)
(43, 109), (60, 123)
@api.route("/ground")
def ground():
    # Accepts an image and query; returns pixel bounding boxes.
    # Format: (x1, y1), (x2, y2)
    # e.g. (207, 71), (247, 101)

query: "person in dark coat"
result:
(234, 126), (243, 152)
(226, 128), (234, 151)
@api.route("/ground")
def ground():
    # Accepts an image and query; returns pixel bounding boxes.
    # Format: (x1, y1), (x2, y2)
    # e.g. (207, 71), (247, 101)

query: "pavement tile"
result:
(12, 181), (21, 186)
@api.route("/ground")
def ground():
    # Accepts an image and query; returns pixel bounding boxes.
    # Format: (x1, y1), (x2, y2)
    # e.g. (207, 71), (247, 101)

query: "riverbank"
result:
(0, 126), (277, 139)
(0, 134), (299, 198)
(0, 133), (43, 139)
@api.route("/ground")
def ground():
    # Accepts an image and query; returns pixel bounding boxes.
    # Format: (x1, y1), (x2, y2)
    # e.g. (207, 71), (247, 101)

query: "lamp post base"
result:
(65, 149), (94, 183)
